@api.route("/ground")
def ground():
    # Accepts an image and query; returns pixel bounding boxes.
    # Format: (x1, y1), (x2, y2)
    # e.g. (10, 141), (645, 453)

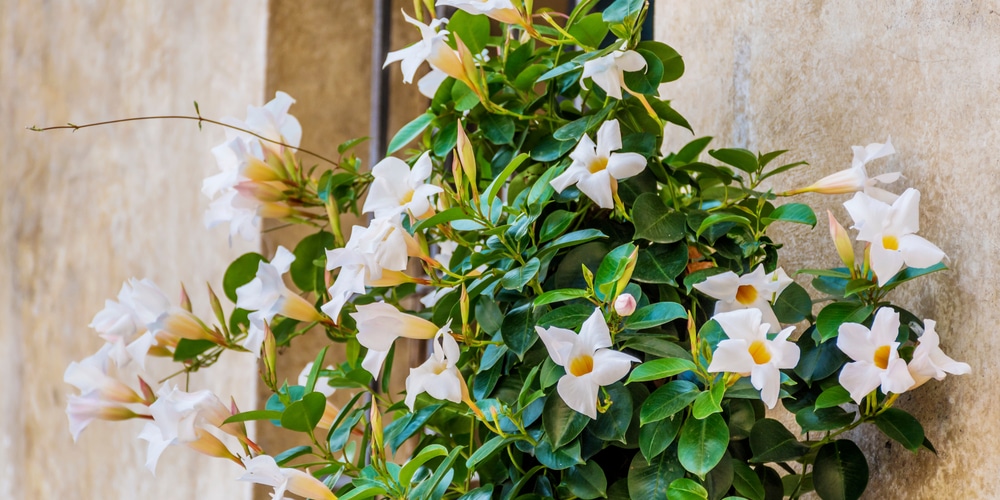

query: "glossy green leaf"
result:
(627, 358), (697, 384)
(567, 13), (609, 48)
(813, 440), (869, 500)
(501, 257), (540, 292)
(640, 413), (683, 461)
(640, 380), (700, 425)
(709, 148), (758, 173)
(291, 231), (334, 293)
(678, 413), (729, 476)
(222, 409), (283, 425)
(279, 392), (327, 432)
(628, 450), (685, 499)
(222, 252), (265, 302)
(466, 435), (517, 469)
(764, 203), (817, 227)
(633, 193), (687, 243)
(814, 385), (852, 409)
(565, 461), (608, 499)
(691, 382), (726, 419)
(874, 408), (925, 452)
(543, 393), (590, 448)
(633, 243), (687, 284)
(273, 445), (311, 466)
(772, 282), (813, 324)
(501, 303), (537, 358)
(533, 288), (591, 306)
(625, 302), (687, 330)
(449, 9), (490, 54)
(540, 210), (575, 242)
(592, 382), (633, 443)
(796, 406), (856, 432)
(172, 338), (216, 362)
(731, 460), (765, 500)
(749, 418), (808, 463)
(387, 112), (433, 154)
(816, 302), (874, 342)
(399, 444), (448, 487)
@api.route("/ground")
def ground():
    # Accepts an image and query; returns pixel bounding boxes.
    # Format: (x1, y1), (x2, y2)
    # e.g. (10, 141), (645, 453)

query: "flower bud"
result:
(828, 210), (856, 270)
(614, 293), (637, 316)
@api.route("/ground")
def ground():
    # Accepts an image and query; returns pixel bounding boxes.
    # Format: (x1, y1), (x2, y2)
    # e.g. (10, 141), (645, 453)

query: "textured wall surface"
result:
(1, 1), (266, 498)
(656, 1), (999, 497)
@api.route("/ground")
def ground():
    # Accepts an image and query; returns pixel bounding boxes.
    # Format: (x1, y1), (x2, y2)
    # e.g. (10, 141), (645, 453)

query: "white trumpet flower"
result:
(405, 330), (464, 410)
(908, 319), (971, 388)
(837, 308), (915, 403)
(581, 50), (647, 100)
(238, 455), (336, 500)
(350, 302), (447, 376)
(363, 152), (442, 219)
(692, 265), (793, 333)
(550, 119), (647, 209)
(789, 137), (900, 202)
(535, 308), (639, 419)
(383, 13), (450, 84)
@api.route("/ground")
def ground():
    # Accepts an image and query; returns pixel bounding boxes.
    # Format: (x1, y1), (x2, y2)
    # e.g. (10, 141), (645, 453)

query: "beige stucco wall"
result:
(1, 1), (266, 498)
(657, 1), (999, 497)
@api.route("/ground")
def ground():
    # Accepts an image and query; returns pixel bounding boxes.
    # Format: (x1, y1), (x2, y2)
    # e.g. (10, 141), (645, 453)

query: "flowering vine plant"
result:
(57, 0), (969, 499)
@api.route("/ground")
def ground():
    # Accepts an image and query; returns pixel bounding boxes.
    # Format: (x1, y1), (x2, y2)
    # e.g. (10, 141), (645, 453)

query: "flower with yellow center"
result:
(692, 265), (793, 333)
(843, 188), (945, 286)
(405, 329), (467, 411)
(837, 308), (915, 404)
(535, 308), (639, 419)
(549, 119), (648, 210)
(706, 309), (799, 409)
(784, 137), (900, 202)
(907, 319), (971, 388)
(363, 152), (442, 219)
(350, 302), (448, 377)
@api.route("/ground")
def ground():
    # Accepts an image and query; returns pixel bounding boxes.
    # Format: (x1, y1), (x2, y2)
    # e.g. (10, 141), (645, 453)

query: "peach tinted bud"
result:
(614, 293), (637, 316)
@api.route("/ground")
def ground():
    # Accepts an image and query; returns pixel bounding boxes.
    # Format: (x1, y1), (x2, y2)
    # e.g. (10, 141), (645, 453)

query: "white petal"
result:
(839, 361), (883, 404)
(591, 70), (621, 100)
(869, 308), (901, 346)
(362, 349), (390, 377)
(418, 68), (449, 98)
(549, 165), (587, 194)
(899, 234), (945, 269)
(712, 308), (763, 342)
(568, 134), (599, 169)
(589, 349), (638, 386)
(579, 308), (612, 350)
(881, 357), (916, 395)
(870, 240), (905, 286)
(535, 325), (579, 367)
(270, 246), (295, 274)
(837, 322), (876, 363)
(693, 271), (740, 302)
(750, 364), (781, 409)
(557, 374), (599, 419)
(596, 119), (623, 157)
(606, 152), (647, 180)
(707, 339), (754, 375)
(615, 50), (648, 73)
(575, 169), (615, 209)
(887, 188), (921, 236)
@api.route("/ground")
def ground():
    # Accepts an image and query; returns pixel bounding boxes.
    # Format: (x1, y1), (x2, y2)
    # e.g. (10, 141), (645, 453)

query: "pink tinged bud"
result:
(155, 310), (218, 347)
(828, 211), (855, 269)
(66, 393), (139, 441)
(235, 180), (286, 202)
(614, 293), (637, 316)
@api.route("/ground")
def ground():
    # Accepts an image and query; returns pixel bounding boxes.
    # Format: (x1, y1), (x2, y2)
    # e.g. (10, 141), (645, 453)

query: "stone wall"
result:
(1, 1), (266, 498)
(656, 1), (999, 497)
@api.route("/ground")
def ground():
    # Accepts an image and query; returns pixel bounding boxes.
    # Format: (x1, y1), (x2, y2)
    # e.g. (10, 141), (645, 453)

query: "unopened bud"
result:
(614, 293), (637, 316)
(828, 211), (855, 270)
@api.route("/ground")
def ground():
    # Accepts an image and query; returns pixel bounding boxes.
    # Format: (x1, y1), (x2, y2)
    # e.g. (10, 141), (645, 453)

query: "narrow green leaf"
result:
(764, 203), (817, 228)
(626, 302), (687, 330)
(533, 288), (591, 306)
(274, 445), (312, 466)
(222, 410), (283, 425)
(627, 358), (697, 384)
(386, 112), (433, 154)
(466, 435), (517, 468)
(641, 380), (700, 425)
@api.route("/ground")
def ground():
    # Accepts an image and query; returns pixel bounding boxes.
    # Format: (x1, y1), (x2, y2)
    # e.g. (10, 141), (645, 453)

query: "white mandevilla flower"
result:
(535, 308), (639, 419)
(613, 293), (637, 316)
(64, 344), (144, 404)
(405, 330), (465, 410)
(692, 265), (793, 333)
(706, 309), (799, 409)
(321, 217), (421, 322)
(350, 302), (447, 376)
(66, 392), (138, 442)
(837, 308), (915, 404)
(236, 246), (323, 357)
(789, 137), (901, 202)
(436, 0), (524, 25)
(908, 319), (971, 388)
(238, 455), (336, 500)
(843, 188), (945, 286)
(383, 13), (450, 84)
(138, 384), (243, 473)
(224, 91), (302, 156)
(549, 119), (647, 209)
(581, 49), (647, 100)
(363, 152), (443, 219)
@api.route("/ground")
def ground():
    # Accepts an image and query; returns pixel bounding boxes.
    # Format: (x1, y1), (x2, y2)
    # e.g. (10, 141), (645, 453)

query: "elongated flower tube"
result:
(405, 330), (465, 410)
(581, 50), (647, 100)
(239, 455), (337, 500)
(66, 392), (139, 442)
(785, 138), (900, 202)
(706, 309), (799, 408)
(908, 319), (971, 388)
(837, 308), (915, 404)
(843, 188), (945, 286)
(363, 152), (442, 219)
(549, 119), (647, 209)
(237, 246), (323, 356)
(64, 345), (144, 404)
(535, 308), (639, 419)
(692, 265), (793, 333)
(350, 302), (447, 376)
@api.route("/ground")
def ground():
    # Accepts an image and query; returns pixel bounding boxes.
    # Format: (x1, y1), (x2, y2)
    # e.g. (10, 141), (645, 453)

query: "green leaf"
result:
(172, 338), (217, 361)
(816, 303), (874, 342)
(543, 393), (590, 447)
(535, 439), (584, 470)
(880, 262), (948, 292)
(412, 207), (470, 233)
(291, 231), (335, 293)
(592, 382), (633, 443)
(448, 9), (490, 54)
(567, 13), (609, 48)
(874, 408), (925, 452)
(386, 112), (433, 154)
(627, 358), (697, 384)
(764, 203), (817, 228)
(481, 113), (515, 145)
(603, 0), (644, 24)
(628, 451), (685, 499)
(303, 346), (328, 394)
(813, 440), (869, 500)
(636, 41), (685, 83)
(279, 392), (327, 432)
(678, 413), (729, 476)
(431, 120), (458, 157)
(772, 282), (813, 324)
(795, 330), (849, 383)
(274, 445), (312, 466)
(400, 444), (448, 487)
(696, 213), (752, 237)
(633, 243), (688, 284)
(222, 409), (283, 425)
(640, 413), (683, 461)
(533, 288), (591, 307)
(540, 210), (575, 242)
(385, 403), (442, 452)
(466, 435), (517, 468)
(539, 303), (594, 329)
(595, 243), (636, 300)
(625, 302), (687, 330)
(796, 406), (856, 432)
(337, 136), (367, 155)
(731, 460), (765, 500)
(410, 446), (463, 499)
(709, 148), (758, 173)
(501, 303), (537, 358)
(640, 380), (701, 425)
(691, 382), (726, 419)
(222, 252), (265, 302)
(633, 193), (687, 243)
(483, 153), (530, 206)
(565, 461), (609, 500)
(749, 418), (808, 463)
(668, 478), (708, 500)
(538, 229), (608, 261)
(814, 385), (852, 409)
(501, 257), (540, 292)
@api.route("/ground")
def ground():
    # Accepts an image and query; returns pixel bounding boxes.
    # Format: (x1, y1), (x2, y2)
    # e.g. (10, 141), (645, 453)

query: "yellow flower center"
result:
(431, 362), (447, 375)
(882, 235), (899, 251)
(735, 285), (758, 305)
(588, 157), (609, 174)
(568, 354), (594, 377)
(748, 340), (772, 365)
(401, 189), (415, 205)
(873, 345), (890, 370)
